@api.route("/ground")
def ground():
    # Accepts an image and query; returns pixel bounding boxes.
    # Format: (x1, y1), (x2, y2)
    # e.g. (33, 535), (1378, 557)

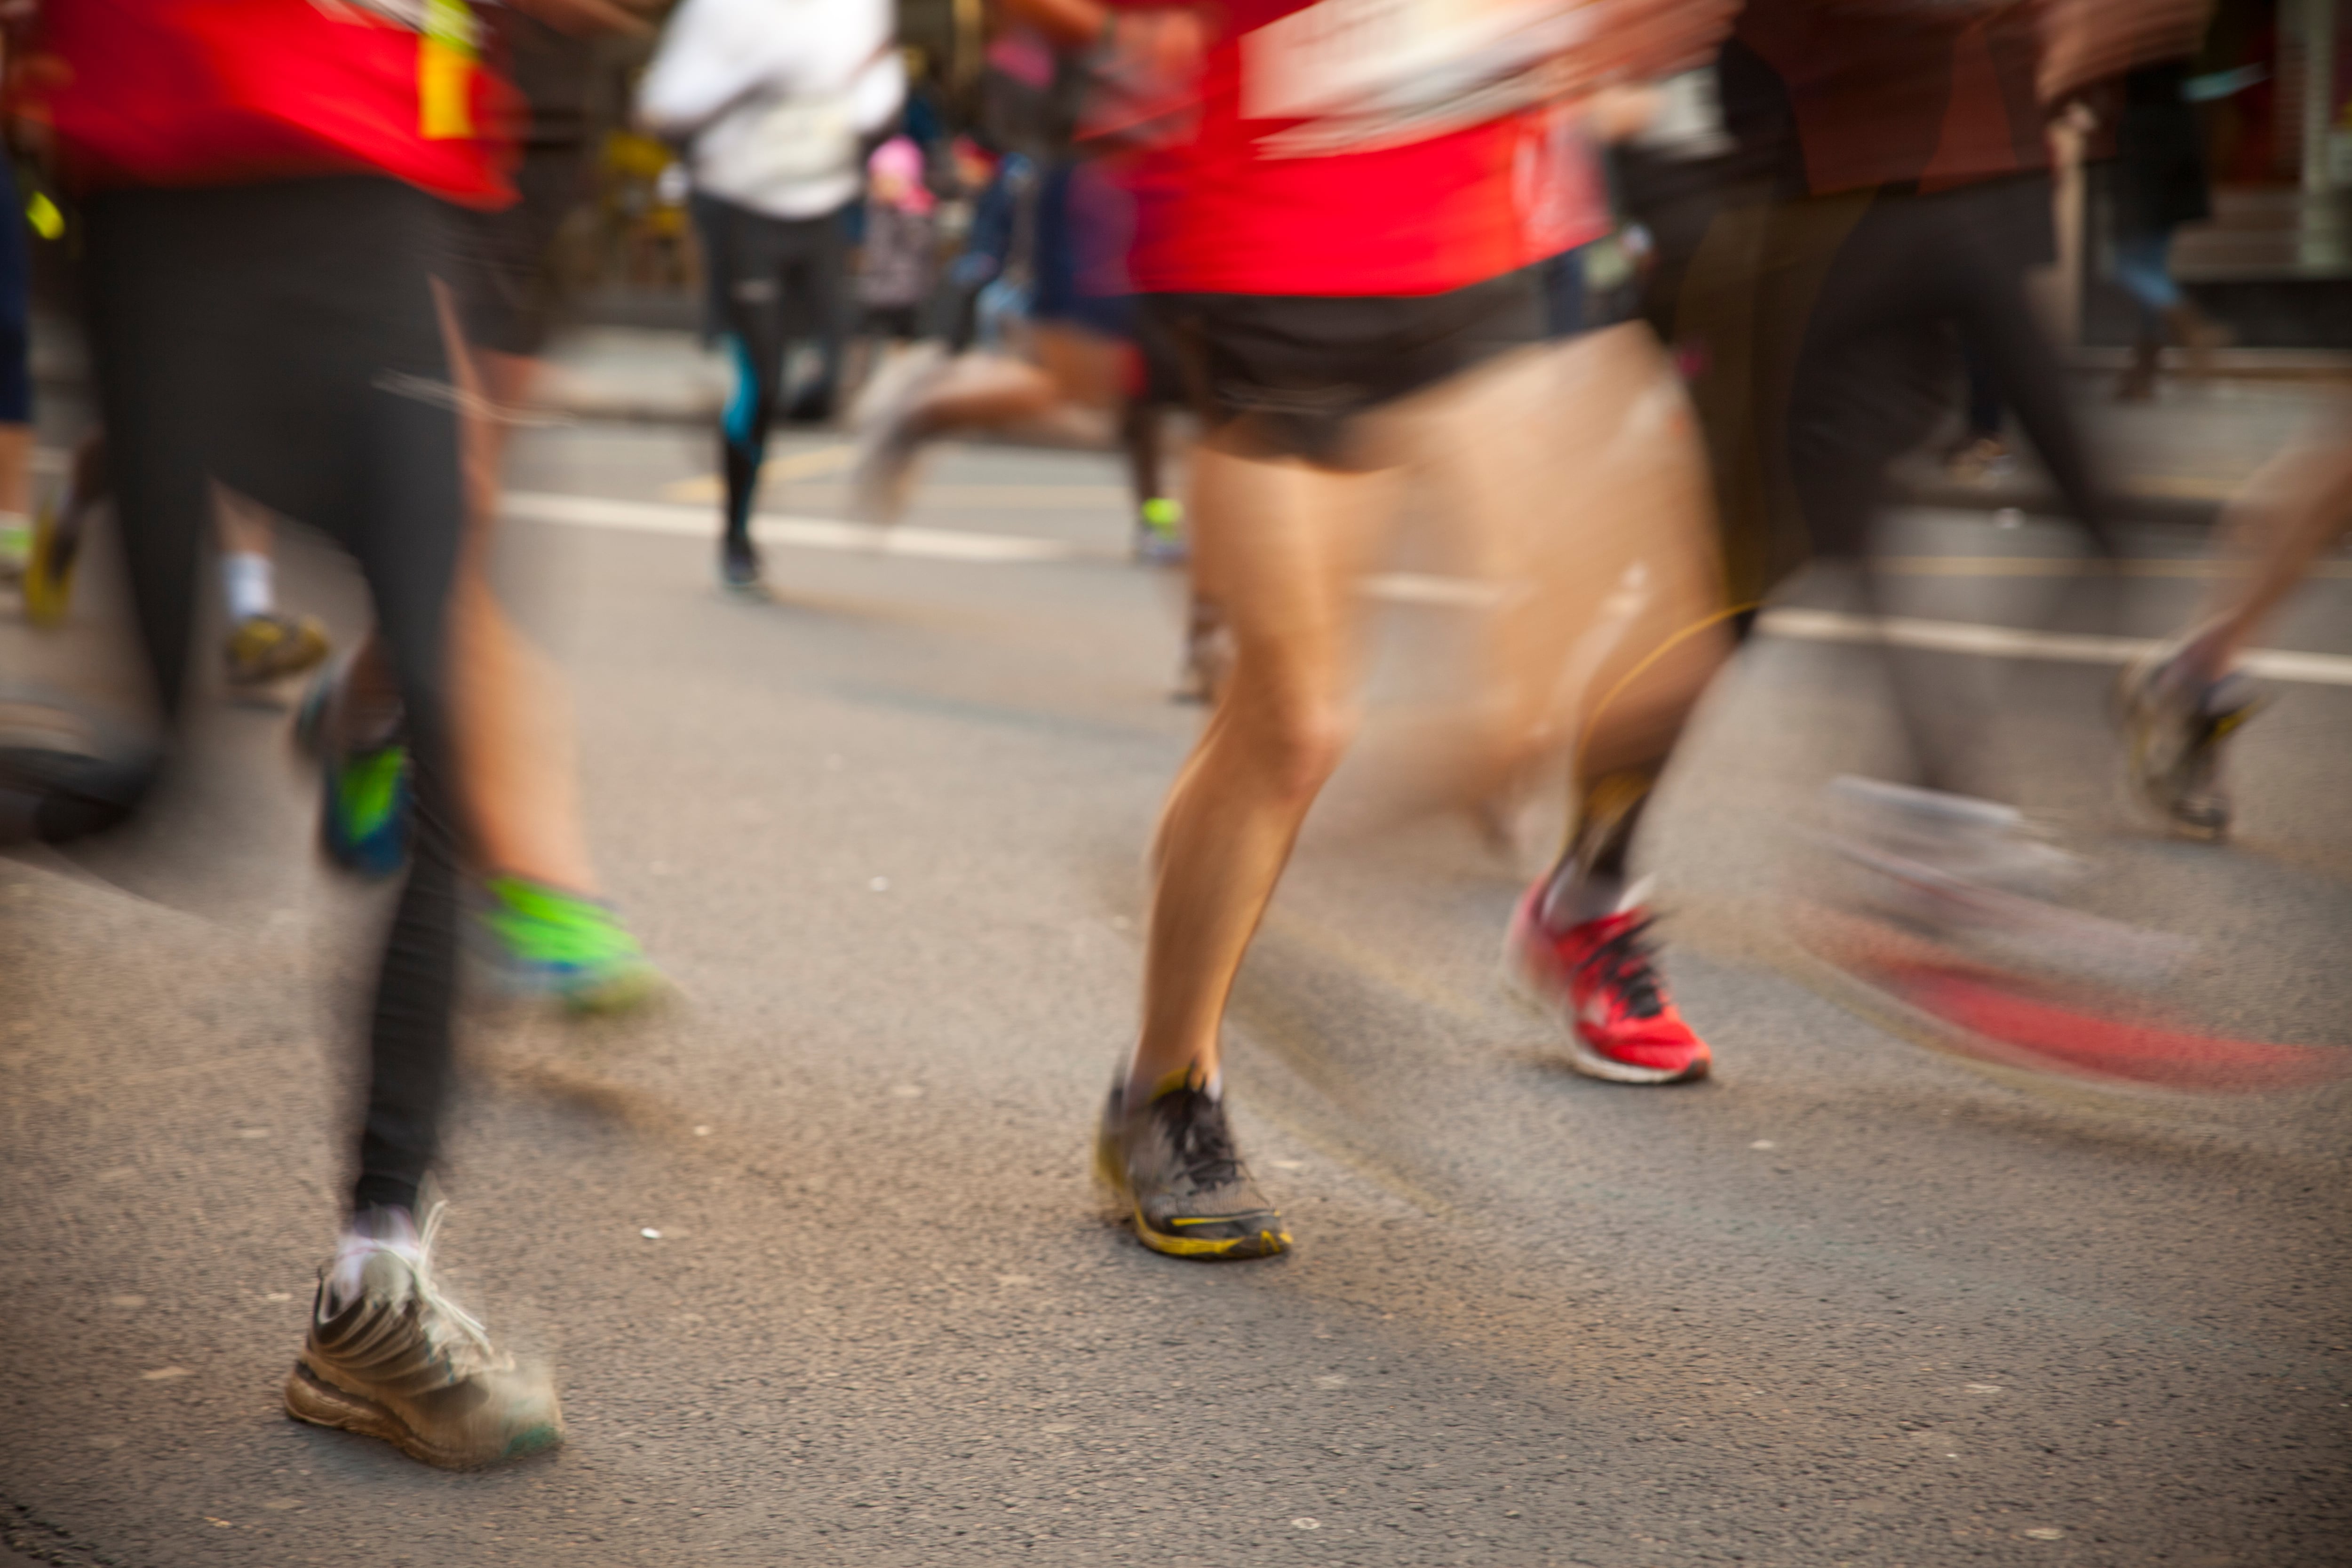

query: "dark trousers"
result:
(1960, 337), (2003, 442)
(1788, 176), (2108, 561)
(692, 194), (849, 546)
(0, 155), (27, 426)
(81, 176), (467, 1217)
(1782, 176), (2114, 796)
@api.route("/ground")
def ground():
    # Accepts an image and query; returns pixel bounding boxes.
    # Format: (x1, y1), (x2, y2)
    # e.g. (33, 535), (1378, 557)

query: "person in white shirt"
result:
(639, 0), (905, 590)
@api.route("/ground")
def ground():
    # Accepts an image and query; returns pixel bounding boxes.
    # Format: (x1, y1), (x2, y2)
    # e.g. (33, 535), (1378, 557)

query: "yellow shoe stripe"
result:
(1133, 1206), (1290, 1258)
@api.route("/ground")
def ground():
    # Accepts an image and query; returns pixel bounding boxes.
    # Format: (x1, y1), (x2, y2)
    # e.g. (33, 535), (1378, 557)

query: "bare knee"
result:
(1233, 688), (1356, 804)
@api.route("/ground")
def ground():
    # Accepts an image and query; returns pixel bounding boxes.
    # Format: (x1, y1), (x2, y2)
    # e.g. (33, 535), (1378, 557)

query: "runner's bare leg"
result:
(1129, 429), (1404, 1094)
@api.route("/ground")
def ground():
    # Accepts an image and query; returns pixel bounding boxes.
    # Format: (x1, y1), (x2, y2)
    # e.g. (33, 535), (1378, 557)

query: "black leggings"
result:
(1784, 176), (2115, 796)
(1788, 176), (2110, 559)
(693, 194), (849, 547)
(82, 177), (466, 1218)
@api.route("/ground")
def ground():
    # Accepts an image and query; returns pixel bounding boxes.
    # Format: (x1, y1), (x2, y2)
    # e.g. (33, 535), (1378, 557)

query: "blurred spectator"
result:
(638, 0), (906, 590)
(858, 135), (938, 348)
(2106, 60), (2229, 401)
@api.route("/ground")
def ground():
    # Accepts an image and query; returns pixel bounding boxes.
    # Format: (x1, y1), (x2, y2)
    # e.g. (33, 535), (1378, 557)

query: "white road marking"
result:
(500, 488), (2352, 687)
(1758, 607), (2352, 688)
(501, 490), (1075, 563)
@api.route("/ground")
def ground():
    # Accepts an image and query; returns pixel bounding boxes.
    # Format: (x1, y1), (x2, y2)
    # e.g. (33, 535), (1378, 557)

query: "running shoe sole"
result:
(284, 1362), (561, 1470)
(474, 956), (673, 1017)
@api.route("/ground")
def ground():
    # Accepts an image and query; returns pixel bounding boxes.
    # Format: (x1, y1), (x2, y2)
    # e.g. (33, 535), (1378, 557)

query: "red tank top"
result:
(1124, 0), (1607, 297)
(29, 0), (516, 208)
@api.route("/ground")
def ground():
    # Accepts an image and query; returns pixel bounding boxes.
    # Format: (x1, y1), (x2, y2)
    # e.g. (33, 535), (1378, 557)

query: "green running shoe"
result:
(322, 739), (412, 878)
(479, 873), (665, 1014)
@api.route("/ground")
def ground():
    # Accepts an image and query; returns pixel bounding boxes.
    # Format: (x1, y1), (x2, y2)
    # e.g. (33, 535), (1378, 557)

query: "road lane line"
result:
(501, 488), (2352, 686)
(502, 490), (1077, 563)
(1759, 607), (2352, 687)
(1876, 555), (2352, 579)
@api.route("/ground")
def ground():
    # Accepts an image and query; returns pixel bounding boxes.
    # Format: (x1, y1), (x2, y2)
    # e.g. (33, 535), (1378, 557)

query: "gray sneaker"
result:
(2117, 645), (2262, 840)
(1096, 1081), (1291, 1260)
(284, 1206), (563, 1468)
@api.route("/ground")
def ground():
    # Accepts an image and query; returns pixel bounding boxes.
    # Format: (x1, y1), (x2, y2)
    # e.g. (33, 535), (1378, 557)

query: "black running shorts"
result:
(446, 144), (587, 358)
(1143, 265), (1546, 464)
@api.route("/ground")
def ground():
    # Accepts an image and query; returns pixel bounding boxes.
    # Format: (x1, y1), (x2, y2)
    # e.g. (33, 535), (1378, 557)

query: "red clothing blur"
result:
(29, 0), (515, 207)
(1124, 0), (1607, 297)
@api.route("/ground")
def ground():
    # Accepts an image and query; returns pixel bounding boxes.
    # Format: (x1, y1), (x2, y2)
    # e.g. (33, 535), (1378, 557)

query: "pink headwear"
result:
(868, 136), (934, 215)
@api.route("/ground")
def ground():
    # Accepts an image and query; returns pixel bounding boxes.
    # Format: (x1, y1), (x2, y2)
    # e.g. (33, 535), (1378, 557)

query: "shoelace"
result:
(1577, 917), (1666, 1020)
(1160, 1090), (1242, 1190)
(400, 1202), (503, 1381)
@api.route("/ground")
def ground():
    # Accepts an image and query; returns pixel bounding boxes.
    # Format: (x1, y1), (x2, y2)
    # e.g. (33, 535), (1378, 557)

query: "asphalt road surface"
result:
(4, 418), (2349, 1568)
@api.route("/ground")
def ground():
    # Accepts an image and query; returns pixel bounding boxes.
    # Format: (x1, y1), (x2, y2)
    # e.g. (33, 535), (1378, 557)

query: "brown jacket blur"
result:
(2038, 0), (2215, 106)
(1732, 0), (2048, 196)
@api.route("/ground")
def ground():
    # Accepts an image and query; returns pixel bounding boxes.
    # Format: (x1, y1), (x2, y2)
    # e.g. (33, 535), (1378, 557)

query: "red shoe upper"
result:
(1514, 891), (1712, 1079)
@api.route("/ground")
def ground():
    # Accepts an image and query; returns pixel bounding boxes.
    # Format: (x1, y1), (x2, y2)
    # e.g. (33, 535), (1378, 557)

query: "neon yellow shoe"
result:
(1096, 1077), (1291, 1260)
(1134, 496), (1187, 565)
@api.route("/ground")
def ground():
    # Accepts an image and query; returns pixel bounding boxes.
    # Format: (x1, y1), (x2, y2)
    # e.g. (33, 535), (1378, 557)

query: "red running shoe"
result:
(1508, 884), (1713, 1084)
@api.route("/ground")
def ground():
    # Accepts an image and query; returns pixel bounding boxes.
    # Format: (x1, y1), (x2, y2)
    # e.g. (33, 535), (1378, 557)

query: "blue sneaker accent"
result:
(320, 741), (411, 879)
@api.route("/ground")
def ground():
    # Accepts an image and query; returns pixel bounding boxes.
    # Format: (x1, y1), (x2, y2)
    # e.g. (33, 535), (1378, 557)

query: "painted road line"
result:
(502, 490), (1077, 564)
(1875, 554), (2352, 580)
(659, 444), (856, 501)
(500, 489), (2352, 687)
(517, 494), (1519, 593)
(1759, 607), (2352, 688)
(666, 477), (1135, 508)
(760, 445), (859, 479)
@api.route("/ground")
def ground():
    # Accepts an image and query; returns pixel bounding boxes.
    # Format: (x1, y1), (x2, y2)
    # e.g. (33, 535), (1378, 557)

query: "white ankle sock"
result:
(222, 551), (275, 623)
(327, 1207), (420, 1308)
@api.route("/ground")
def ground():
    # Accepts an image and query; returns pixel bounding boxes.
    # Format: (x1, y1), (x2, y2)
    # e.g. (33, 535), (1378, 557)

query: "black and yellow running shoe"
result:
(1096, 1078), (1291, 1261)
(2116, 644), (2262, 841)
(226, 611), (332, 686)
